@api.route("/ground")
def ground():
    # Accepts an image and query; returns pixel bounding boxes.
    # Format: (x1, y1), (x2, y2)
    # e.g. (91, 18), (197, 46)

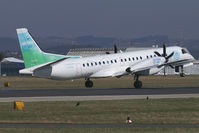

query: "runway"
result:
(0, 123), (199, 128)
(0, 87), (199, 102)
(0, 87), (199, 97)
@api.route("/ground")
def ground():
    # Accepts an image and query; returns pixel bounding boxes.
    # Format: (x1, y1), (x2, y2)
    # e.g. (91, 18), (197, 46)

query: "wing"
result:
(161, 59), (194, 67)
(90, 66), (128, 78)
(90, 57), (166, 78)
(126, 57), (165, 75)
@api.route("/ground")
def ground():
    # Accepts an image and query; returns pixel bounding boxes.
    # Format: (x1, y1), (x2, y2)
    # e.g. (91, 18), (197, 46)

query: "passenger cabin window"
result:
(124, 58), (127, 62)
(103, 61), (105, 64)
(115, 59), (117, 63)
(146, 56), (149, 59)
(95, 62), (97, 65)
(87, 63), (89, 66)
(150, 55), (152, 58)
(136, 57), (138, 60)
(140, 56), (142, 60)
(83, 64), (85, 67)
(99, 62), (101, 65)
(182, 49), (188, 54)
(132, 57), (135, 61)
(121, 59), (123, 62)
(111, 60), (113, 63)
(91, 63), (93, 66)
(129, 58), (131, 61)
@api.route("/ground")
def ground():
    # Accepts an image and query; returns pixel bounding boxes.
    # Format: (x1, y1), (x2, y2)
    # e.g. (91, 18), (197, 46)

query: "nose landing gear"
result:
(85, 78), (93, 88)
(180, 66), (185, 77)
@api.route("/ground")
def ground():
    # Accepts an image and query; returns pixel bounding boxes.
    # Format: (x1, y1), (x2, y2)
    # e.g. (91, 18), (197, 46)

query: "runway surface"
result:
(0, 87), (199, 97)
(0, 123), (199, 128)
(0, 87), (199, 102)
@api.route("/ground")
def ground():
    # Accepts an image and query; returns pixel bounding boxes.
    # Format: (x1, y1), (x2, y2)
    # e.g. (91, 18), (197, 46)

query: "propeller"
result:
(114, 44), (118, 53)
(154, 43), (174, 63)
(154, 43), (174, 76)
(106, 44), (118, 54)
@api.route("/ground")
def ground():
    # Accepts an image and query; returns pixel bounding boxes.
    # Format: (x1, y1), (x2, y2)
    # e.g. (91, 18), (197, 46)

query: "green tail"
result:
(16, 28), (79, 68)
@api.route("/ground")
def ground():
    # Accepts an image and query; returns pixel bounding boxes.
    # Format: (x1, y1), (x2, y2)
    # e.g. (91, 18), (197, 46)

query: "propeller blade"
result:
(166, 52), (174, 60)
(169, 65), (174, 69)
(114, 44), (118, 53)
(163, 43), (166, 57)
(154, 51), (161, 57)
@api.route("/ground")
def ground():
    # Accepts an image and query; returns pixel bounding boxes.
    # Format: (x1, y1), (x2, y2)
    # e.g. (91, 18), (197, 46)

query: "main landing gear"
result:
(85, 78), (93, 88)
(134, 75), (142, 88)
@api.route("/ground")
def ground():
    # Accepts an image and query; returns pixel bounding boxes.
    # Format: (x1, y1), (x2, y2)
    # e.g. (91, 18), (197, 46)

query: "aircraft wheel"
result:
(180, 73), (185, 77)
(85, 80), (93, 88)
(134, 80), (142, 88)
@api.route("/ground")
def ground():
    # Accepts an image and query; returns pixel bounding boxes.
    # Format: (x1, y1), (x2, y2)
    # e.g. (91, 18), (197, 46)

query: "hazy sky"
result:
(0, 0), (199, 39)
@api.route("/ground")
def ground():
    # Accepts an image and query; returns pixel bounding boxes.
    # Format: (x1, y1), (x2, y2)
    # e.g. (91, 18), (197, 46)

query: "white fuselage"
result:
(33, 46), (194, 80)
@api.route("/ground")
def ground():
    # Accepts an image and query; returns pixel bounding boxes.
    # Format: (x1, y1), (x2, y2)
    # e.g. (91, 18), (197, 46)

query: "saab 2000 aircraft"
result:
(16, 28), (195, 88)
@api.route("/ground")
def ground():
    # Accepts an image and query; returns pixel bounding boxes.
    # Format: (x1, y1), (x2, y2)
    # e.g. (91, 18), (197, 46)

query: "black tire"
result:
(85, 80), (93, 88)
(180, 73), (185, 77)
(134, 81), (142, 88)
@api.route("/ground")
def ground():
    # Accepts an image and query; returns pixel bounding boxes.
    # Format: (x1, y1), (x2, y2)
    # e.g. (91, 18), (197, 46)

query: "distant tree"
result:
(0, 53), (4, 62)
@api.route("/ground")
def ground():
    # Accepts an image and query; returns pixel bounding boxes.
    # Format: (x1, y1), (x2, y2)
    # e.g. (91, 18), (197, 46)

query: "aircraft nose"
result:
(190, 54), (195, 61)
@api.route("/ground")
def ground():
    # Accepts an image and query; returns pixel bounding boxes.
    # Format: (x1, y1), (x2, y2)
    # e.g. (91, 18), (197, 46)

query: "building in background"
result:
(0, 57), (24, 76)
(67, 47), (126, 57)
(158, 60), (199, 75)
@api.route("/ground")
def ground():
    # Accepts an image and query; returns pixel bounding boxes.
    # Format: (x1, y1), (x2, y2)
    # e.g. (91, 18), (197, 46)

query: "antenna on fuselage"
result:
(114, 44), (118, 53)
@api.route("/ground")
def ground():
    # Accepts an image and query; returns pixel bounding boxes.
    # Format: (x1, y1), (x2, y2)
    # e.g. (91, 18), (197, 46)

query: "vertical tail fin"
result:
(16, 28), (66, 68)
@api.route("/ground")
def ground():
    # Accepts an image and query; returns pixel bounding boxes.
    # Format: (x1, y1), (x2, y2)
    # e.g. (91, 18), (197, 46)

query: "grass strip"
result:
(0, 98), (199, 124)
(0, 75), (199, 89)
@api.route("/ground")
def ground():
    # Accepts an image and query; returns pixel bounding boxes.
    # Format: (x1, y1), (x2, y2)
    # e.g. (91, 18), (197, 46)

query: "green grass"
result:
(1, 128), (199, 133)
(0, 75), (199, 89)
(0, 98), (199, 132)
(0, 98), (199, 124)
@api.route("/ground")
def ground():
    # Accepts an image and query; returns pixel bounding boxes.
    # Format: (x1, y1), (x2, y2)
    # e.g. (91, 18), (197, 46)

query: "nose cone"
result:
(161, 57), (166, 64)
(189, 54), (195, 61)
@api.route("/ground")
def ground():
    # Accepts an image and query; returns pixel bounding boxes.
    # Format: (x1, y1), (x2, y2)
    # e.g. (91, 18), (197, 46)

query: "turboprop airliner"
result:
(16, 28), (195, 88)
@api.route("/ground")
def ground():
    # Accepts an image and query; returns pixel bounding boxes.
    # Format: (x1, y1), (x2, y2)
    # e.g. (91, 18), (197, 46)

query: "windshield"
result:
(181, 48), (189, 54)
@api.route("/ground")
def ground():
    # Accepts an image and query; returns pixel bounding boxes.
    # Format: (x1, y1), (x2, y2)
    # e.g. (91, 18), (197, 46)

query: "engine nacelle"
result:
(148, 67), (164, 75)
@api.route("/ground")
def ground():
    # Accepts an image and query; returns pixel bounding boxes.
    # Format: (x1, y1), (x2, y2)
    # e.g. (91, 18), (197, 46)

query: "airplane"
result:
(16, 28), (195, 88)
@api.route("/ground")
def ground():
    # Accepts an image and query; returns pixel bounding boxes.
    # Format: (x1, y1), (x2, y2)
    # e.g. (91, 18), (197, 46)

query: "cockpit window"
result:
(181, 49), (188, 54)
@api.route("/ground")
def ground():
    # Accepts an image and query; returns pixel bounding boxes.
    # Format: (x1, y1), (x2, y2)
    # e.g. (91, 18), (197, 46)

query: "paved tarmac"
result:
(0, 123), (199, 128)
(0, 87), (199, 97)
